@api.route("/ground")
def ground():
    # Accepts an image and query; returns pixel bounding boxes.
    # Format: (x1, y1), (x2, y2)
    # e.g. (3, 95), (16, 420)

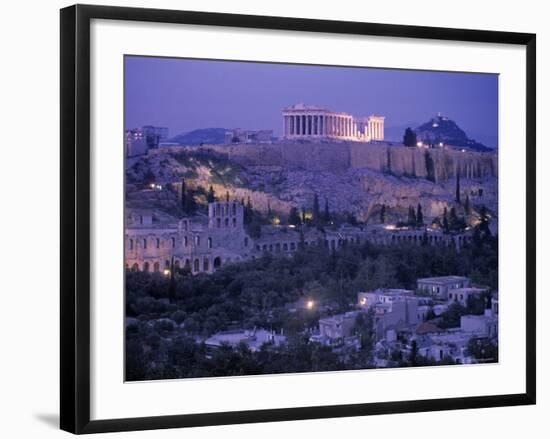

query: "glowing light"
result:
(416, 141), (423, 147)
(304, 212), (313, 220)
(461, 149), (466, 152)
(439, 142), (444, 147)
(360, 298), (367, 305)
(384, 225), (397, 230)
(163, 269), (171, 276)
(306, 300), (315, 310)
(271, 217), (281, 225)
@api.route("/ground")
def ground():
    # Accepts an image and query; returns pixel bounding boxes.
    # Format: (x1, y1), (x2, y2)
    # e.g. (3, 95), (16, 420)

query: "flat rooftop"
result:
(417, 276), (469, 284)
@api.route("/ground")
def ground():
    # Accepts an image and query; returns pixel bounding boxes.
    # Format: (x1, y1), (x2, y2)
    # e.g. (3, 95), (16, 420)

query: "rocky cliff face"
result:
(126, 145), (498, 223)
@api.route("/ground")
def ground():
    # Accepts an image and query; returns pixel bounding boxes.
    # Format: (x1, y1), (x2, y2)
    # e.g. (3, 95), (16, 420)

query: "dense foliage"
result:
(126, 232), (498, 380)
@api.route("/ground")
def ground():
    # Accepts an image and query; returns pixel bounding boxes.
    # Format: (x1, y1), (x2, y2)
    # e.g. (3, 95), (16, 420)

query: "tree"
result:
(455, 171), (461, 203)
(409, 339), (419, 366)
(207, 185), (216, 203)
(312, 193), (321, 224)
(323, 198), (331, 223)
(416, 203), (424, 227)
(407, 205), (417, 226)
(424, 151), (435, 182)
(403, 127), (417, 147)
(225, 191), (230, 202)
(168, 257), (176, 304)
(442, 207), (449, 233)
(380, 204), (388, 224)
(244, 197), (253, 225)
(288, 206), (302, 226)
(180, 178), (187, 210)
(464, 195), (472, 216)
(439, 302), (467, 329)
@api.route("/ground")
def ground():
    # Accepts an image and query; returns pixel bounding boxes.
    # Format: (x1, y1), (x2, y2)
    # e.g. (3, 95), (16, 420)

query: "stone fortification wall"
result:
(202, 142), (497, 182)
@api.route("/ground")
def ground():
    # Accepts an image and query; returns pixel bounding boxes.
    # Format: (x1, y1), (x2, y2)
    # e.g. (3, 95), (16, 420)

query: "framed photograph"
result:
(60, 4), (536, 434)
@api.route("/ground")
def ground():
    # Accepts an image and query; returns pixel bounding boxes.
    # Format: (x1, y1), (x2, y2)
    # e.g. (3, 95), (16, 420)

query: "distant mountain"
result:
(170, 128), (227, 145)
(414, 115), (493, 152)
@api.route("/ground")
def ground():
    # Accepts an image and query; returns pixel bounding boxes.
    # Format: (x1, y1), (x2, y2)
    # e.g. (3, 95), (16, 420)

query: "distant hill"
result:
(170, 128), (227, 145)
(414, 115), (493, 152)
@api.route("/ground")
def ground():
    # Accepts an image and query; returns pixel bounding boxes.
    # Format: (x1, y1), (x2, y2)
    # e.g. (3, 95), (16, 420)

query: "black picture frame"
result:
(60, 4), (536, 434)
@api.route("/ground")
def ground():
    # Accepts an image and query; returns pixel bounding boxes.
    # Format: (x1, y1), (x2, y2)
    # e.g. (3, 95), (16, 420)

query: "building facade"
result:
(282, 103), (385, 142)
(126, 125), (169, 157)
(224, 128), (273, 144)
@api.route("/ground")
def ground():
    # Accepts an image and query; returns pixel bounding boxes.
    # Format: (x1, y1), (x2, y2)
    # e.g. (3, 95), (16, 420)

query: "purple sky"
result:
(125, 56), (498, 147)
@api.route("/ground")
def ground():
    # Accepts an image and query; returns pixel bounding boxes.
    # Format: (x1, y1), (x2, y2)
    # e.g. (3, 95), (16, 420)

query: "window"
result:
(143, 239), (147, 249)
(232, 217), (236, 227)
(244, 237), (249, 247)
(165, 260), (170, 268)
(193, 259), (200, 272)
(225, 218), (229, 227)
(207, 237), (212, 249)
(232, 203), (236, 215)
(203, 258), (209, 272)
(216, 218), (221, 228)
(171, 237), (176, 248)
(195, 236), (200, 246)
(156, 238), (160, 249)
(184, 236), (188, 247)
(129, 239), (133, 250)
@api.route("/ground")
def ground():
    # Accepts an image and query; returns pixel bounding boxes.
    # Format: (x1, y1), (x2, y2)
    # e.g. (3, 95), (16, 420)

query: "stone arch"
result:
(203, 258), (210, 272)
(184, 259), (191, 270)
(143, 261), (150, 272)
(174, 260), (181, 269)
(213, 257), (222, 268)
(153, 262), (160, 272)
(131, 263), (139, 272)
(165, 260), (170, 268)
(193, 258), (200, 273)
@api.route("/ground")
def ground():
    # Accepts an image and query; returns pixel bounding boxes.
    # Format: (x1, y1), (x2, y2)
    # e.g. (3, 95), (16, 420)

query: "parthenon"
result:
(282, 103), (385, 142)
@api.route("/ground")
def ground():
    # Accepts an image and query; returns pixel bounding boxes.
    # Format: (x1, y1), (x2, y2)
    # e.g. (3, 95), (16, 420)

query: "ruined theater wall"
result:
(203, 143), (497, 181)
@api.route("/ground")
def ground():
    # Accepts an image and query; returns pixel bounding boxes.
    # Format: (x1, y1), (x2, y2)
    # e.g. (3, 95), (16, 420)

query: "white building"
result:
(460, 314), (498, 337)
(205, 329), (286, 352)
(417, 276), (470, 300)
(447, 287), (487, 306)
(318, 311), (360, 341)
(282, 103), (385, 142)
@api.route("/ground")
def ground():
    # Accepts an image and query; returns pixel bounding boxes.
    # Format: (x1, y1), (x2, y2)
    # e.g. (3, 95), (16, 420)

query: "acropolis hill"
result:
(203, 142), (497, 182)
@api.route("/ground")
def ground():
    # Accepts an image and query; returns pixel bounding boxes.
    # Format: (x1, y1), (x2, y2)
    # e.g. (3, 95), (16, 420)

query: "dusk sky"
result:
(125, 56), (499, 147)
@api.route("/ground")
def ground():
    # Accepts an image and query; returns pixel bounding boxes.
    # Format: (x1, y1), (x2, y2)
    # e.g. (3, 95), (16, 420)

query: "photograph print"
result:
(124, 56), (499, 382)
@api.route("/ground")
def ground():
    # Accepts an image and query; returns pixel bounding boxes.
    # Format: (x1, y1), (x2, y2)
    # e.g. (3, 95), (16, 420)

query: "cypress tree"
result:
(416, 203), (424, 227)
(207, 185), (216, 203)
(312, 193), (321, 223)
(323, 198), (331, 223)
(381, 204), (387, 224)
(408, 205), (417, 226)
(288, 207), (301, 226)
(403, 127), (417, 147)
(180, 178), (186, 210)
(443, 207), (449, 233)
(464, 195), (471, 216)
(168, 257), (176, 304)
(455, 171), (461, 203)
